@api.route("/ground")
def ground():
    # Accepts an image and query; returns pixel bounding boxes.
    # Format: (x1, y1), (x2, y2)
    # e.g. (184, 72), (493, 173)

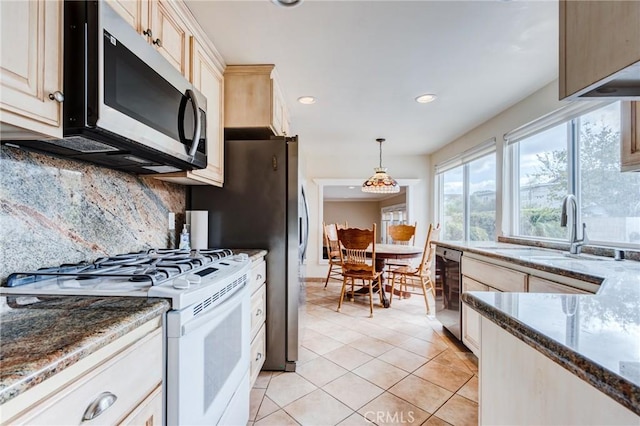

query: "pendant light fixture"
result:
(362, 138), (400, 193)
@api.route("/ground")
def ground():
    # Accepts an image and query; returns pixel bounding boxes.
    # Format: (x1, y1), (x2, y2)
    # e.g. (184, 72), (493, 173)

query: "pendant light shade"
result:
(362, 138), (400, 193)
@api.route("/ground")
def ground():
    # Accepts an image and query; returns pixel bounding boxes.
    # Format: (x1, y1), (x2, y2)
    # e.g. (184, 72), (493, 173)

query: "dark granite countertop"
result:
(0, 296), (170, 405)
(440, 241), (640, 415)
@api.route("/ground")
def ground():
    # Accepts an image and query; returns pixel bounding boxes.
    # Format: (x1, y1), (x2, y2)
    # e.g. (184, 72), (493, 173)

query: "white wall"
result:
(430, 79), (567, 237)
(302, 152), (431, 278)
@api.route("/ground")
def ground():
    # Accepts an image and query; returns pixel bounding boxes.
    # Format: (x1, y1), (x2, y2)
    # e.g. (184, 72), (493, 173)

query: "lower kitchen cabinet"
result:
(461, 276), (489, 356)
(2, 320), (163, 425)
(460, 253), (595, 357)
(249, 255), (267, 387)
(480, 318), (638, 424)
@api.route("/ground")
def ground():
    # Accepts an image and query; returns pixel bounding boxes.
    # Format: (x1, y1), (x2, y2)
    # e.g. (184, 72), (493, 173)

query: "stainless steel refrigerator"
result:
(189, 135), (309, 371)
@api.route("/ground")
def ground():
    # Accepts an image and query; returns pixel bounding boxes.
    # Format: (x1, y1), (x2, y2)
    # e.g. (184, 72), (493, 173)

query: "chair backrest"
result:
(416, 223), (441, 275)
(388, 222), (417, 245)
(336, 221), (349, 230)
(337, 224), (376, 275)
(323, 222), (341, 259)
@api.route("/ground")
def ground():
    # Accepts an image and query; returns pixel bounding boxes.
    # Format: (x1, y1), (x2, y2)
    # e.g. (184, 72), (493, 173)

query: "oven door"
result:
(166, 284), (250, 425)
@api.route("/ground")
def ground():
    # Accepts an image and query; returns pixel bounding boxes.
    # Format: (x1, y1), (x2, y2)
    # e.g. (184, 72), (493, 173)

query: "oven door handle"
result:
(185, 89), (202, 159)
(180, 283), (247, 337)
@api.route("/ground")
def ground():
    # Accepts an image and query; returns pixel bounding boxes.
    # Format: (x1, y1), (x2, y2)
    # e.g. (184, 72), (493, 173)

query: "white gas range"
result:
(1, 248), (252, 426)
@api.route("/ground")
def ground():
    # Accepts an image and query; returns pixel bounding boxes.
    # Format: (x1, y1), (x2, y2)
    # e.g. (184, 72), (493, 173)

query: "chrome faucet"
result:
(561, 194), (589, 255)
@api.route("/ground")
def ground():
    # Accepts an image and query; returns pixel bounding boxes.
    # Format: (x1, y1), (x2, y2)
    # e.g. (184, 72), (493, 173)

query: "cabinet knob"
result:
(256, 309), (263, 316)
(48, 91), (64, 103)
(143, 28), (153, 38)
(82, 391), (117, 421)
(256, 352), (263, 362)
(153, 38), (162, 47)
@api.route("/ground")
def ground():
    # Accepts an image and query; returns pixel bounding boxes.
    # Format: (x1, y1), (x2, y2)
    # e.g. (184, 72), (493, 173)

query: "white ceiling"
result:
(186, 0), (558, 157)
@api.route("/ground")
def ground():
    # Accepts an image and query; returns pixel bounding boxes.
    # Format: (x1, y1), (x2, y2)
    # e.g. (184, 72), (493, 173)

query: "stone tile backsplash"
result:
(0, 145), (186, 282)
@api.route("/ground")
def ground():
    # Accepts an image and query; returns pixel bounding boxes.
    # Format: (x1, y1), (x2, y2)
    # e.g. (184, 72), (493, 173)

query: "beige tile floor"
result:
(248, 280), (479, 426)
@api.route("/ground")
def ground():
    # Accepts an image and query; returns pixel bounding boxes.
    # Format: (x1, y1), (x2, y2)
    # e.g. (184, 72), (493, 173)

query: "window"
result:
(381, 204), (407, 243)
(508, 102), (640, 247)
(436, 141), (497, 241)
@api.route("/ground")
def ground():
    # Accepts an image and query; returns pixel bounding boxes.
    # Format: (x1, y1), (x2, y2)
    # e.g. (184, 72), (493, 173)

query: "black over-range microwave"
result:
(6, 1), (207, 174)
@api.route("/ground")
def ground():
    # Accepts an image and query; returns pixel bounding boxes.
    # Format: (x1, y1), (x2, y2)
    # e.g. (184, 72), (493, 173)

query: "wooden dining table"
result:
(365, 243), (424, 308)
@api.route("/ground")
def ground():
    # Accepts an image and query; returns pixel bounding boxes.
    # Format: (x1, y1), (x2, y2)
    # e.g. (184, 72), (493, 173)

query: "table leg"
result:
(374, 258), (390, 308)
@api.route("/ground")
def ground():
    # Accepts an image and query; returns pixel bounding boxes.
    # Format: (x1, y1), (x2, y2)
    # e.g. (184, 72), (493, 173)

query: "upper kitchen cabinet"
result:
(559, 0), (640, 99)
(108, 0), (191, 77)
(153, 2), (226, 186)
(105, 0), (149, 36)
(155, 38), (225, 186)
(224, 65), (291, 138)
(621, 101), (640, 172)
(0, 0), (63, 139)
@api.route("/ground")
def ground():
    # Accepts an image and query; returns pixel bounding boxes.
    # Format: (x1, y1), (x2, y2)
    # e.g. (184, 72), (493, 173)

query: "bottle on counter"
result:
(178, 224), (190, 250)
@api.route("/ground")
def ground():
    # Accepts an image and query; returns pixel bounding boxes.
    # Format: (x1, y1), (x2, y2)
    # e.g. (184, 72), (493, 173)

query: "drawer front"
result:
(462, 257), (527, 292)
(119, 385), (162, 426)
(528, 276), (589, 294)
(15, 329), (162, 425)
(250, 324), (266, 387)
(251, 260), (266, 295)
(250, 284), (266, 340)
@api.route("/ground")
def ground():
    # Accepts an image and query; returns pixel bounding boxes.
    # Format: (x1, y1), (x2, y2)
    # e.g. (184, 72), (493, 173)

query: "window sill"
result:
(498, 236), (640, 262)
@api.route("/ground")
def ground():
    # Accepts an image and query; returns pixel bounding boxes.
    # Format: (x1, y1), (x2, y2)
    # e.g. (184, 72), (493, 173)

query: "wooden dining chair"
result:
(386, 222), (417, 272)
(389, 223), (441, 314)
(323, 222), (343, 288)
(336, 224), (383, 318)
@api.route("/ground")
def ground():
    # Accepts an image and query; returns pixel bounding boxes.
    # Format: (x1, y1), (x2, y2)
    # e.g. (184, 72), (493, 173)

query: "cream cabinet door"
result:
(461, 276), (489, 357)
(621, 101), (640, 172)
(560, 0), (640, 99)
(106, 0), (149, 37)
(150, 0), (191, 77)
(190, 39), (224, 185)
(0, 0), (63, 138)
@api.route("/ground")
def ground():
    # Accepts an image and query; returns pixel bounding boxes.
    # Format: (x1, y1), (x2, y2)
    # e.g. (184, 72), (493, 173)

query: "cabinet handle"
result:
(153, 38), (162, 47)
(256, 352), (263, 362)
(256, 274), (263, 281)
(143, 28), (153, 38)
(256, 309), (263, 316)
(82, 391), (117, 421)
(48, 91), (64, 103)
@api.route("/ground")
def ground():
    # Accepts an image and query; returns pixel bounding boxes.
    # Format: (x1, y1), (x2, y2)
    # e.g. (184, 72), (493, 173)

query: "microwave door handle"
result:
(185, 89), (201, 158)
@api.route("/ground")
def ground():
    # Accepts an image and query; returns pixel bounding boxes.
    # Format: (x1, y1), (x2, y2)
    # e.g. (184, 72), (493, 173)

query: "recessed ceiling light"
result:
(297, 96), (316, 105)
(271, 0), (303, 7)
(415, 94), (437, 104)
(348, 186), (355, 189)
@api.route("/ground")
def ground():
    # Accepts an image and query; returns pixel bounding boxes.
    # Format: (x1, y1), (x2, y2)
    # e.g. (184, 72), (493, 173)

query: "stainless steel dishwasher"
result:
(435, 246), (462, 340)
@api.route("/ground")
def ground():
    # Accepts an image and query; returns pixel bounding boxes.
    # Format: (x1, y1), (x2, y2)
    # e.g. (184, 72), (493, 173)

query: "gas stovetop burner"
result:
(3, 248), (237, 288)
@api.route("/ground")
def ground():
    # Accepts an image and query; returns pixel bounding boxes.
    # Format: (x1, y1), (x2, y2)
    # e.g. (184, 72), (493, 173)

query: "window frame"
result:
(435, 139), (497, 242)
(507, 100), (638, 249)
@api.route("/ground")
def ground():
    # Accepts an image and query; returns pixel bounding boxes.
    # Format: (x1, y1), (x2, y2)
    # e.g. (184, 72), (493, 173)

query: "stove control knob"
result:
(236, 253), (249, 262)
(173, 278), (189, 289)
(186, 274), (202, 285)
